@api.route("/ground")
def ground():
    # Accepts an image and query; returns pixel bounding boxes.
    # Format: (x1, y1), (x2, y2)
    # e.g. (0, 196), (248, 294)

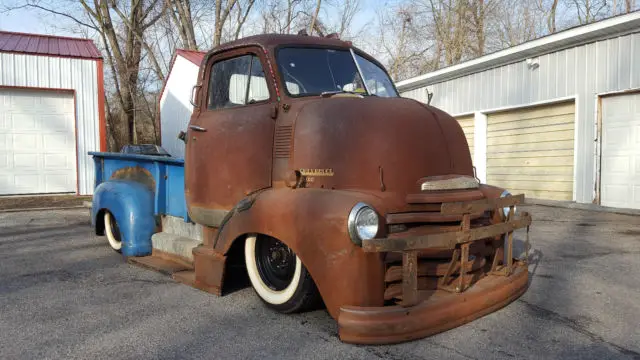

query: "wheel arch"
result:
(214, 188), (387, 318)
(91, 180), (156, 257)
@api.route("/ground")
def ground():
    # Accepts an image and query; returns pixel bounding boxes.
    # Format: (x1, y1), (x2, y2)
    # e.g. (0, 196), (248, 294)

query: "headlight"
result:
(348, 202), (379, 245)
(500, 190), (515, 218)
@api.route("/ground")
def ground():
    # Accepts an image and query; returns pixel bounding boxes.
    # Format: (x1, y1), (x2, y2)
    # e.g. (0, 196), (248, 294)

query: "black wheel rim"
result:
(109, 214), (122, 242)
(255, 236), (296, 291)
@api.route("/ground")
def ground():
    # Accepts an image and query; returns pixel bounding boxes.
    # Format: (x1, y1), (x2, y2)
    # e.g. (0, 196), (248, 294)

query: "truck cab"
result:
(91, 34), (532, 344)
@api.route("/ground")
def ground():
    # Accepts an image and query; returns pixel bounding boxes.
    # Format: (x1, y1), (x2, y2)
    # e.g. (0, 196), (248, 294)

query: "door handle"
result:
(190, 125), (207, 132)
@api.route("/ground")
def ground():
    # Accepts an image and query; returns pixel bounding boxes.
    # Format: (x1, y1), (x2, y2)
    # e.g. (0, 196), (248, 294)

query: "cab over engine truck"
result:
(90, 34), (532, 344)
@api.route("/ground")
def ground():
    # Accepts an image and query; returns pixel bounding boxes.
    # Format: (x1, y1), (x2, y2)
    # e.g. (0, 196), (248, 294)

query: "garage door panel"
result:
(601, 93), (640, 209)
(488, 122), (574, 137)
(484, 179), (573, 193)
(43, 133), (74, 148)
(488, 139), (574, 154)
(487, 173), (573, 182)
(486, 101), (575, 201)
(11, 113), (38, 130)
(601, 155), (630, 174)
(0, 134), (9, 149)
(44, 154), (73, 169)
(488, 102), (574, 123)
(13, 153), (40, 168)
(0, 89), (76, 195)
(487, 149), (574, 159)
(488, 156), (573, 167)
(456, 115), (474, 156)
(487, 166), (574, 176)
(487, 129), (574, 146)
(487, 114), (574, 131)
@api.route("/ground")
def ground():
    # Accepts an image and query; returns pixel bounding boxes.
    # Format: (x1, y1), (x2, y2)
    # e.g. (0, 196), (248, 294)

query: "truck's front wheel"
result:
(244, 234), (321, 313)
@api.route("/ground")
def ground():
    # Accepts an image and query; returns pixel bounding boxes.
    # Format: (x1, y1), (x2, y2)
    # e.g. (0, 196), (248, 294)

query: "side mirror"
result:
(190, 84), (202, 108)
(178, 130), (187, 144)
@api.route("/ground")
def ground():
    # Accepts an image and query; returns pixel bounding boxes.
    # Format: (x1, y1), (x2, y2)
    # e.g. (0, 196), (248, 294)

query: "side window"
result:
(207, 54), (270, 110)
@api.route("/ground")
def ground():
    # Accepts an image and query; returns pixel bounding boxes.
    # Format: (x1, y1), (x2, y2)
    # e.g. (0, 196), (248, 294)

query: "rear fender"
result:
(92, 180), (156, 257)
(214, 188), (387, 318)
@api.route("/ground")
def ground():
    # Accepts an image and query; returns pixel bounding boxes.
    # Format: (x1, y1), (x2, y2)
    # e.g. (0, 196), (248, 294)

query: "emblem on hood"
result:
(299, 168), (334, 177)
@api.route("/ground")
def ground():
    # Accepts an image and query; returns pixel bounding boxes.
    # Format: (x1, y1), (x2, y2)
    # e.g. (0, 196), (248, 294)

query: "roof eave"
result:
(396, 12), (640, 92)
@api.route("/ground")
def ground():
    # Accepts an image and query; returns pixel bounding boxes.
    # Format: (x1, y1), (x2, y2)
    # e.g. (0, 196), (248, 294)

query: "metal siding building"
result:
(159, 49), (206, 158)
(0, 31), (105, 195)
(397, 13), (640, 208)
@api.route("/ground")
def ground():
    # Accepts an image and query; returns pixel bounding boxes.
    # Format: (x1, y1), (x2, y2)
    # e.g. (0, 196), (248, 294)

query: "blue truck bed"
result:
(89, 152), (190, 256)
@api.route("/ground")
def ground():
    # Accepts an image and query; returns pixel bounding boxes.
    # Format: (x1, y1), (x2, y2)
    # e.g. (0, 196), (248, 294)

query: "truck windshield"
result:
(276, 47), (398, 98)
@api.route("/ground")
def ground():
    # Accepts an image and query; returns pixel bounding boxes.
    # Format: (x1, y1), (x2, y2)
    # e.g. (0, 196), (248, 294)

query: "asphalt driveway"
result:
(0, 205), (639, 359)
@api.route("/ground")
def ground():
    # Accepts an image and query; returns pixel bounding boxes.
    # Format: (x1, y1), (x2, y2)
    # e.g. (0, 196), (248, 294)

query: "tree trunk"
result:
(309, 0), (322, 35)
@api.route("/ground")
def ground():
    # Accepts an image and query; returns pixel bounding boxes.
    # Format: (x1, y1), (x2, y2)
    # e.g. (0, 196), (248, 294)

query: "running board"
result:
(151, 232), (201, 262)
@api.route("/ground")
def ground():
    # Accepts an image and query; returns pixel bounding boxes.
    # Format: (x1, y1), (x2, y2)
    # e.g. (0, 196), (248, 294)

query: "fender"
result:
(92, 180), (156, 257)
(214, 187), (387, 319)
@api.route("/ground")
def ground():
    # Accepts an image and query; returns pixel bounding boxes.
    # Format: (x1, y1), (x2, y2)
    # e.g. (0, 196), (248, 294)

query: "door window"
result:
(207, 54), (271, 110)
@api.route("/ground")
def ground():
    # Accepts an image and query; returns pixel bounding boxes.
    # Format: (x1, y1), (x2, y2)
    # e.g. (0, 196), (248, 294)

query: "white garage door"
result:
(601, 93), (640, 209)
(0, 89), (76, 195)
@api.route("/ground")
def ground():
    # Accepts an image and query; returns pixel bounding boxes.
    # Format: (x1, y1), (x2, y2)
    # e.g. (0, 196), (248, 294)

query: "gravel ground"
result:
(0, 206), (639, 360)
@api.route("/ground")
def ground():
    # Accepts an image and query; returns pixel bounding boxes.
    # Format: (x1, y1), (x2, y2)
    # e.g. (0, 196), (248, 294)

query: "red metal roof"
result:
(176, 49), (206, 66)
(0, 31), (102, 59)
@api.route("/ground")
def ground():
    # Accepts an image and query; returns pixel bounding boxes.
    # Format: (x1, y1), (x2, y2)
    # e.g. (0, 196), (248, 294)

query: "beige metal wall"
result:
(455, 114), (475, 157)
(486, 101), (575, 200)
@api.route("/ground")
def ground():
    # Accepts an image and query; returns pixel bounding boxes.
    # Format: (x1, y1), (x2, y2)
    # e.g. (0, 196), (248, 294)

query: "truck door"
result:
(185, 48), (276, 227)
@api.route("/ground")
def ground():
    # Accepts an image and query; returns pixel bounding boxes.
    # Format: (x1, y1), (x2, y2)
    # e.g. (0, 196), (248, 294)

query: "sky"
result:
(0, 1), (381, 42)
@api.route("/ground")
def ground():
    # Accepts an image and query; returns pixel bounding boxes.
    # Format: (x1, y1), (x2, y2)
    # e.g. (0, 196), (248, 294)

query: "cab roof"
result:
(215, 33), (353, 51)
(203, 33), (383, 72)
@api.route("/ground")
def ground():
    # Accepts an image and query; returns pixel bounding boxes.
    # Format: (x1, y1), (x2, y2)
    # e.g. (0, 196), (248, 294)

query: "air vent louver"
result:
(274, 125), (293, 158)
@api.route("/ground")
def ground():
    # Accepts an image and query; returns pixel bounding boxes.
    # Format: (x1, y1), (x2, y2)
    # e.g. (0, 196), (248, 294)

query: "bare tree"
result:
(626, 0), (636, 12)
(536, 0), (560, 33)
(493, 0), (542, 48)
(214, 0), (237, 46)
(427, 0), (469, 66)
(232, 0), (257, 40)
(166, 0), (198, 49)
(572, 0), (610, 24)
(308, 0), (322, 34)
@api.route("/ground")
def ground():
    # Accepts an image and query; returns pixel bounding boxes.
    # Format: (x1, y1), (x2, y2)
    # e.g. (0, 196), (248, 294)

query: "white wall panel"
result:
(0, 53), (101, 195)
(160, 56), (200, 158)
(400, 32), (640, 204)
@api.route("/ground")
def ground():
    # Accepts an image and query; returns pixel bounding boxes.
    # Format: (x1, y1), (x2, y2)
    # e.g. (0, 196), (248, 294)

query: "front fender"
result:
(215, 188), (387, 319)
(92, 180), (156, 257)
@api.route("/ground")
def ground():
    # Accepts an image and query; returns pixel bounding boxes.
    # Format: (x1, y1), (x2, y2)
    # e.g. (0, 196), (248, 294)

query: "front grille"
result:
(383, 245), (492, 303)
(382, 214), (498, 304)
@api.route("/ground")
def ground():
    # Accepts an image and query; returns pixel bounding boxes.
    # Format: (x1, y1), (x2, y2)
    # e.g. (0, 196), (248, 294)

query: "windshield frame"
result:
(274, 44), (399, 99)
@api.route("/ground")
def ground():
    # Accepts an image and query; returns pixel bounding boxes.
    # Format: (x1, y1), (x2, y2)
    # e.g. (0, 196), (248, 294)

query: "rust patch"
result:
(110, 166), (155, 191)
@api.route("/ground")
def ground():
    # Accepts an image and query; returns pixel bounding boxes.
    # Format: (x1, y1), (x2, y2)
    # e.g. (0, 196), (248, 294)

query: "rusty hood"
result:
(291, 97), (474, 194)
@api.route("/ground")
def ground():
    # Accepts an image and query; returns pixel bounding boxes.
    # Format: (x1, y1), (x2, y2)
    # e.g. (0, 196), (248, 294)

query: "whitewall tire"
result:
(244, 234), (321, 313)
(104, 211), (123, 252)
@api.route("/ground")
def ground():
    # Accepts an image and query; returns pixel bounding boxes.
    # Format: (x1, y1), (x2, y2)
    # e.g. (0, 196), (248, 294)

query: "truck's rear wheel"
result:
(104, 211), (123, 253)
(244, 234), (321, 313)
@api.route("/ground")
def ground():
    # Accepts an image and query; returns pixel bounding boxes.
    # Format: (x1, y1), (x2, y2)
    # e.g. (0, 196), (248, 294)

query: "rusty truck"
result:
(90, 34), (532, 344)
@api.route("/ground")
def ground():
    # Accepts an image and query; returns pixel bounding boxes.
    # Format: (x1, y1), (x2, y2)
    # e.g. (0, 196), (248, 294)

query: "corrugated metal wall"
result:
(0, 53), (100, 195)
(160, 56), (199, 158)
(400, 32), (640, 203)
